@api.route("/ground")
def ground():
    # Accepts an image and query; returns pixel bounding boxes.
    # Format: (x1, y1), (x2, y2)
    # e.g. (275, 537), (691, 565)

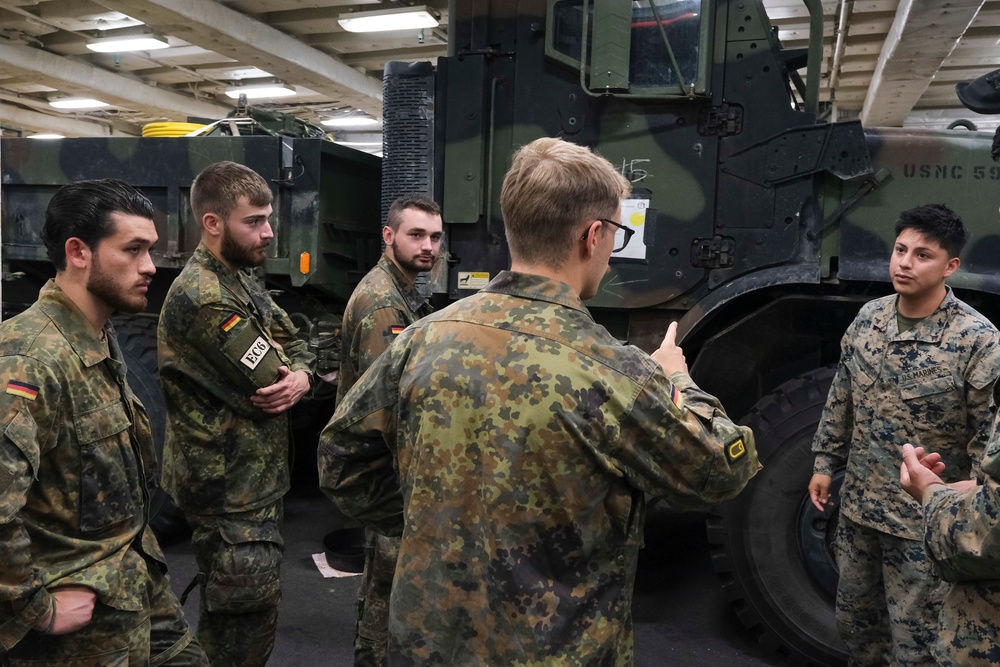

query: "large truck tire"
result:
(706, 367), (847, 667)
(113, 314), (191, 543)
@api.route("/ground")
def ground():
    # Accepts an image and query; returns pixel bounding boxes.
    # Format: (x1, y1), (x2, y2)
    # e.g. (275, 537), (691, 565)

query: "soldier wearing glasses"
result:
(319, 137), (759, 665)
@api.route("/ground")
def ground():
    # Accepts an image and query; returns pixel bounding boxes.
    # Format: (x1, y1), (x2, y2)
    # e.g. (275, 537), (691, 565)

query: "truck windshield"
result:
(550, 0), (702, 91)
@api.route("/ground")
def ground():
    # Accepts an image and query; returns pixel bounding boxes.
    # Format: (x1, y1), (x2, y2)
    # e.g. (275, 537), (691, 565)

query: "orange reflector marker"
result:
(299, 252), (311, 274)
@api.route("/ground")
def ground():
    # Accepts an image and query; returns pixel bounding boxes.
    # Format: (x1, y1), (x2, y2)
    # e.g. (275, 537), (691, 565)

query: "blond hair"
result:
(500, 138), (631, 267)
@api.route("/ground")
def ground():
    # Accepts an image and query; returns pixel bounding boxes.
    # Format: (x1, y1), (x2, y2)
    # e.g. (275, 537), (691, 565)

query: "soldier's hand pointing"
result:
(651, 322), (688, 377)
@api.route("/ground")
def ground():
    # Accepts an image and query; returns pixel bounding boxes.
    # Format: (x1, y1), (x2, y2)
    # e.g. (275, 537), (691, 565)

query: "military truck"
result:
(3, 0), (999, 664)
(377, 1), (1000, 665)
(1, 131), (384, 533)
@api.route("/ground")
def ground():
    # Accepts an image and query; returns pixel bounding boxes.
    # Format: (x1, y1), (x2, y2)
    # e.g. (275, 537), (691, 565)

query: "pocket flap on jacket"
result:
(900, 375), (956, 400)
(74, 402), (131, 445)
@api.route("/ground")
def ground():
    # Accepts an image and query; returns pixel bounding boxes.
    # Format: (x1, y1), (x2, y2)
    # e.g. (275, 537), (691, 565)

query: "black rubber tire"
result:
(706, 367), (847, 667)
(112, 314), (191, 543)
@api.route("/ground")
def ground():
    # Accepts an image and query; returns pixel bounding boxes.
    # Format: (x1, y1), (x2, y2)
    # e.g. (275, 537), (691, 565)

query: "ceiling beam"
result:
(0, 101), (120, 136)
(0, 39), (231, 120)
(860, 0), (985, 127)
(93, 0), (383, 115)
(339, 45), (447, 68)
(261, 2), (383, 28)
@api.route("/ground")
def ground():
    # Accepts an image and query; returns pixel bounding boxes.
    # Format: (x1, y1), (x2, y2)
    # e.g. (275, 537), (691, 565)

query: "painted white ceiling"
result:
(1, 0), (998, 150)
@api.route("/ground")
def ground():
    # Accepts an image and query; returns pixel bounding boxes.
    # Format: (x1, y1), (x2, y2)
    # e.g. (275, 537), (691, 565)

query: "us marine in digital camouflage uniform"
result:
(319, 137), (761, 665)
(0, 180), (206, 666)
(158, 162), (314, 667)
(901, 432), (1000, 665)
(337, 194), (442, 666)
(809, 204), (1000, 666)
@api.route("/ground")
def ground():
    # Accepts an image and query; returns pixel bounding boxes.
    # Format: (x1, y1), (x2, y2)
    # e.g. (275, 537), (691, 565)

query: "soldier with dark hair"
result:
(319, 137), (760, 664)
(157, 161), (315, 667)
(336, 193), (442, 666)
(809, 203), (1000, 666)
(0, 180), (207, 665)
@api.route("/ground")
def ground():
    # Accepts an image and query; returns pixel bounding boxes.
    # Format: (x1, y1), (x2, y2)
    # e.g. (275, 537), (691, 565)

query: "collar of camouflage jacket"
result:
(875, 285), (956, 342)
(482, 271), (588, 314)
(36, 280), (114, 368)
(377, 253), (430, 313)
(193, 242), (237, 277)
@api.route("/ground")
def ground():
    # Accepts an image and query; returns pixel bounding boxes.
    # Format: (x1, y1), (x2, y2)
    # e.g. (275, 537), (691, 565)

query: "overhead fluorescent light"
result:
(322, 116), (380, 128)
(225, 83), (297, 99)
(338, 5), (439, 33)
(87, 34), (169, 52)
(49, 98), (110, 109)
(28, 134), (65, 139)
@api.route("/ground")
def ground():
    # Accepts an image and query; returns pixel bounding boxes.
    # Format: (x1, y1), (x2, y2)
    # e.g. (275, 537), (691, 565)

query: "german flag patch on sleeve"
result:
(670, 384), (684, 411)
(726, 436), (747, 464)
(221, 314), (241, 332)
(389, 325), (405, 336)
(6, 380), (39, 401)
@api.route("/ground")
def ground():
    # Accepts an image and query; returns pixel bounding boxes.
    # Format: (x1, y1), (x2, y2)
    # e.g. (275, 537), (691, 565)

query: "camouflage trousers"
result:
(834, 515), (944, 667)
(355, 530), (399, 667)
(187, 501), (284, 667)
(932, 580), (1000, 666)
(2, 556), (207, 667)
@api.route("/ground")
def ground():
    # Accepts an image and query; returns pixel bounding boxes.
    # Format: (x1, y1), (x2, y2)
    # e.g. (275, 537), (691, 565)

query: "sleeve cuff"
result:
(0, 587), (53, 651)
(922, 483), (951, 506)
(667, 371), (694, 388)
(812, 454), (841, 477)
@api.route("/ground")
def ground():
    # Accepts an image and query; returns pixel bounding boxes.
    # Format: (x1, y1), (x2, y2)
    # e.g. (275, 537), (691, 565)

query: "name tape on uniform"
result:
(241, 336), (271, 370)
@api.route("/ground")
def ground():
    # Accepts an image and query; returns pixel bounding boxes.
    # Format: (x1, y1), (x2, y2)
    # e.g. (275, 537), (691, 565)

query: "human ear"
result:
(64, 237), (90, 270)
(584, 220), (602, 255)
(202, 212), (223, 237)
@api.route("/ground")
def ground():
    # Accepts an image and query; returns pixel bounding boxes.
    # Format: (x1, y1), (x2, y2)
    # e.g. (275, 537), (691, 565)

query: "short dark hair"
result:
(40, 179), (155, 271)
(894, 204), (969, 258)
(190, 161), (273, 222)
(386, 194), (441, 231)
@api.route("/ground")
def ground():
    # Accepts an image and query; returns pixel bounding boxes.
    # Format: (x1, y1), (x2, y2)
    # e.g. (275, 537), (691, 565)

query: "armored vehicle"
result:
(377, 0), (1000, 664)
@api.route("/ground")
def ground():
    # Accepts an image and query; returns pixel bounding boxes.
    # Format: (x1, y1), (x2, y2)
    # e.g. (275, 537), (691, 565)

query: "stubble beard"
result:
(390, 241), (435, 275)
(87, 258), (147, 314)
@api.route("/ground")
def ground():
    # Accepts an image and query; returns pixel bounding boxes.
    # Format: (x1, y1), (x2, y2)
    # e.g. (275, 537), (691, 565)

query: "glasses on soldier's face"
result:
(580, 218), (635, 253)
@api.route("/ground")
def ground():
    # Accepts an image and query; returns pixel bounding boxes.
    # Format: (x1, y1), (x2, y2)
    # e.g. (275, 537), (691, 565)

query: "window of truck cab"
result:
(546, 0), (711, 98)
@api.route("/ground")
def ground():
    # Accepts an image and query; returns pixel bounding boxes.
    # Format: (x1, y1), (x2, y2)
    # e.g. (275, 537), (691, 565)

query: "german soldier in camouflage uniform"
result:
(337, 194), (442, 666)
(157, 162), (315, 667)
(0, 180), (206, 665)
(319, 137), (760, 665)
(809, 204), (1000, 666)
